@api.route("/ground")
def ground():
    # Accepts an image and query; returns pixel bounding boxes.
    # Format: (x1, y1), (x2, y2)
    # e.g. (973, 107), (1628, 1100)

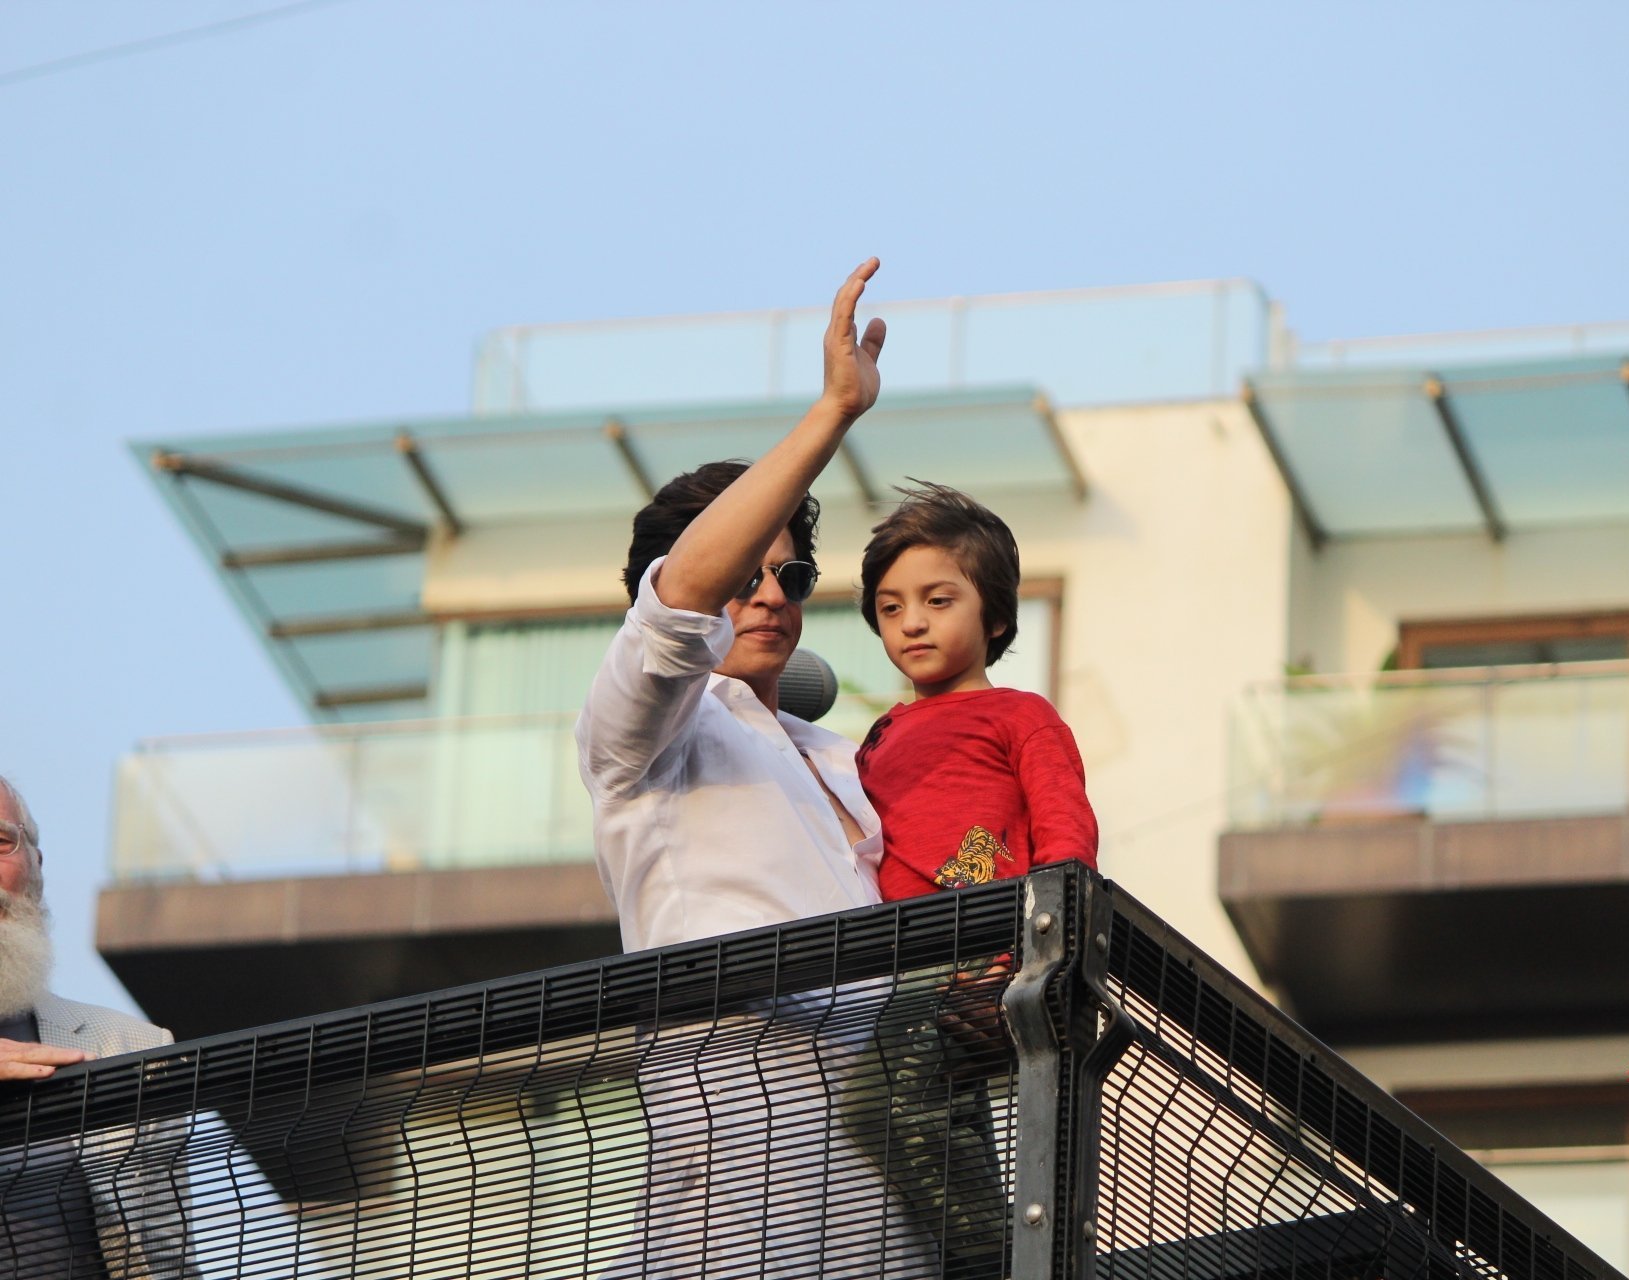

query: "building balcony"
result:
(98, 713), (619, 1038)
(100, 693), (898, 1039)
(1220, 662), (1629, 1044)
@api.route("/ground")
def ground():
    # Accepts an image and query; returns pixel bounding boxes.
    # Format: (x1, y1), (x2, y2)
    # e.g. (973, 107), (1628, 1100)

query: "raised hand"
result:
(654, 259), (892, 622)
(822, 257), (887, 420)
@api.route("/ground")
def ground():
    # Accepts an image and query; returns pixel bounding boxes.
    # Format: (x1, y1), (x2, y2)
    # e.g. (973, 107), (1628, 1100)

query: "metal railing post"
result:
(1073, 875), (1136, 1280)
(1003, 867), (1075, 1278)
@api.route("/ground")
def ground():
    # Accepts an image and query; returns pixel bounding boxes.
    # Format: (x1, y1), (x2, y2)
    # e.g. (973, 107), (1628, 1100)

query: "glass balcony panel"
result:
(240, 554), (424, 617)
(286, 627), (434, 691)
(1296, 320), (1629, 370)
(844, 400), (1076, 494)
(112, 715), (596, 882)
(473, 279), (1269, 414)
(1485, 677), (1629, 818)
(962, 287), (1253, 403)
(214, 446), (431, 522)
(178, 476), (378, 546)
(1228, 666), (1629, 829)
(1250, 368), (1484, 534)
(1441, 355), (1629, 526)
(627, 416), (807, 501)
(419, 431), (645, 520)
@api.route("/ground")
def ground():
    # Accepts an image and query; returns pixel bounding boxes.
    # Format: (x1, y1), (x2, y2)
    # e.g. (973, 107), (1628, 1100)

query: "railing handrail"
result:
(1295, 316), (1629, 365)
(128, 708), (584, 753)
(1253, 656), (1629, 696)
(128, 691), (897, 754)
(482, 276), (1268, 342)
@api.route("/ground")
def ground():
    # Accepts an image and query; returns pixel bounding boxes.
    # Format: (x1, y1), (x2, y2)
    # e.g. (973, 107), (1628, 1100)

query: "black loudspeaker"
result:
(778, 649), (839, 723)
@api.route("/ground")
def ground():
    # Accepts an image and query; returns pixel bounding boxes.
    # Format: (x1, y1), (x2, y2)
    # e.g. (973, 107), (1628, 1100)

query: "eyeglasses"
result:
(734, 560), (820, 604)
(0, 820), (32, 857)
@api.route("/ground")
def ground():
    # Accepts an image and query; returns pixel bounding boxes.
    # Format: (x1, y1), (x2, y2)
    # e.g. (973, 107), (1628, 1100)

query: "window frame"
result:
(1396, 610), (1629, 671)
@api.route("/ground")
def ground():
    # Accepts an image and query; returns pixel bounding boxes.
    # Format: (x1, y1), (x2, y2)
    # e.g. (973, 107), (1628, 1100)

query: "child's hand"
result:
(936, 956), (1012, 1054)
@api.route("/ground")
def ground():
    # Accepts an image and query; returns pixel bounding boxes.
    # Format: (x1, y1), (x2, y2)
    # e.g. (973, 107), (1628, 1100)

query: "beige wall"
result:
(423, 510), (633, 613)
(1041, 400), (1290, 980)
(1288, 524), (1629, 676)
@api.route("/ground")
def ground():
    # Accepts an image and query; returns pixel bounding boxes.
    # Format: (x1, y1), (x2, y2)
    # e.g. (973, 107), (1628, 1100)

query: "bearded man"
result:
(0, 775), (177, 1077)
(0, 773), (196, 1277)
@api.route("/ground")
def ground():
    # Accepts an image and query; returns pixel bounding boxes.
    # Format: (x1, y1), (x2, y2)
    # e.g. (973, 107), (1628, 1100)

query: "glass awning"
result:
(135, 385), (1082, 721)
(1245, 352), (1629, 546)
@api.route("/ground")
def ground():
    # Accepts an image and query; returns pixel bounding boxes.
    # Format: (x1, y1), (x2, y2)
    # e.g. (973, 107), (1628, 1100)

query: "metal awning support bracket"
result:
(836, 439), (883, 508)
(1241, 381), (1329, 553)
(1035, 392), (1089, 502)
(220, 535), (426, 570)
(1425, 374), (1507, 543)
(153, 451), (427, 539)
(604, 418), (656, 500)
(394, 432), (465, 537)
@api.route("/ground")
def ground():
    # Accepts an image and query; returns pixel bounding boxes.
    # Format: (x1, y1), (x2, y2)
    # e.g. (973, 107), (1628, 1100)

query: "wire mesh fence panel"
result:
(1089, 879), (1621, 1280)
(2, 869), (1621, 1280)
(0, 884), (1025, 1279)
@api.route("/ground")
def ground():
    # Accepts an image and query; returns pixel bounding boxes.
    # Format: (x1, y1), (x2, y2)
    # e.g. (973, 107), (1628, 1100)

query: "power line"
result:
(0, 0), (361, 91)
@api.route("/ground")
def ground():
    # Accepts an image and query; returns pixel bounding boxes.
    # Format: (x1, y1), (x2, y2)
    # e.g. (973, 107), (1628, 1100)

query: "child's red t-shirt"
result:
(856, 686), (1099, 903)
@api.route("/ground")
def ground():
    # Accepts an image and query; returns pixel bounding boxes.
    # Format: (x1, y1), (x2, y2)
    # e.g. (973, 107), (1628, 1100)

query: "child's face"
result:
(873, 544), (1003, 698)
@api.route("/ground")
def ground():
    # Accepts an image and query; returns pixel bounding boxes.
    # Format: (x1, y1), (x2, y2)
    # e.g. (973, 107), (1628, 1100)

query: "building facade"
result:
(97, 280), (1629, 1266)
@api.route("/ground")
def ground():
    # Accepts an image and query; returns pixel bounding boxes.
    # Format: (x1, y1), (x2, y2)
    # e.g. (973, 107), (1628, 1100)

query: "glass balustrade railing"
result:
(112, 713), (593, 881)
(111, 693), (901, 882)
(1227, 662), (1629, 829)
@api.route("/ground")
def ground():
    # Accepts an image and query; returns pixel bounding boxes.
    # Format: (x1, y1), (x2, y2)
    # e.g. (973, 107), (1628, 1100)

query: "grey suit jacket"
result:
(35, 992), (174, 1059)
(32, 993), (195, 1280)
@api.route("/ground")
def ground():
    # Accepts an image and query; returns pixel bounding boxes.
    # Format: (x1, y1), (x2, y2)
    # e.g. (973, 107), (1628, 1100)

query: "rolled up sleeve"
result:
(576, 557), (734, 799)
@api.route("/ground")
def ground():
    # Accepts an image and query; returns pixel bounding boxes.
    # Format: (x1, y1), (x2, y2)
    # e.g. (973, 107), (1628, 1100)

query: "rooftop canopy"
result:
(1245, 351), (1629, 548)
(136, 384), (1082, 720)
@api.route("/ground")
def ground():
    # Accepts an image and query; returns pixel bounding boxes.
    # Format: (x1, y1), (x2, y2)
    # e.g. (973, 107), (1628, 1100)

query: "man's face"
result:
(717, 527), (805, 706)
(0, 791), (51, 1018)
(0, 793), (37, 906)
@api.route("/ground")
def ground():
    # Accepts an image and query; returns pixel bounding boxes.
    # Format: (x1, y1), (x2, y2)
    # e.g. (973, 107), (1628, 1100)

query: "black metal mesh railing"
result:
(1087, 880), (1616, 1280)
(1, 885), (1025, 1279)
(0, 867), (1619, 1280)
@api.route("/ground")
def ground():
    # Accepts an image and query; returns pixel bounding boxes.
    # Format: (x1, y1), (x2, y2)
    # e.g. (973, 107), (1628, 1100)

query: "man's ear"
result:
(990, 620), (1009, 638)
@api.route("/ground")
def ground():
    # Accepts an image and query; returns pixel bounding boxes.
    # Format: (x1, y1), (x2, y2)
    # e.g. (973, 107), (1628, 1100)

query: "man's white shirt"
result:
(576, 557), (884, 954)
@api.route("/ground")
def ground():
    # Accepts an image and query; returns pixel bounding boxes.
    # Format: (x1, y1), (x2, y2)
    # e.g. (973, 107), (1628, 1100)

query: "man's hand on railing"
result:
(0, 1038), (91, 1081)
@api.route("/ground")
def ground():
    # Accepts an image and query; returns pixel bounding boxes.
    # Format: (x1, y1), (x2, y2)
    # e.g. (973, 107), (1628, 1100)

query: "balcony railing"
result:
(112, 694), (902, 883)
(474, 278), (1274, 414)
(6, 867), (1616, 1279)
(1227, 661), (1629, 829)
(111, 713), (594, 882)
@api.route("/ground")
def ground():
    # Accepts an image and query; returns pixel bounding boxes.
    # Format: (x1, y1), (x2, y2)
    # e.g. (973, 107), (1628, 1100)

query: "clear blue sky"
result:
(3, 0), (1626, 1018)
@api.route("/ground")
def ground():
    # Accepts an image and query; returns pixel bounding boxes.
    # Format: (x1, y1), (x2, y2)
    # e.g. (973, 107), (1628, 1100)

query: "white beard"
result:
(0, 891), (52, 1019)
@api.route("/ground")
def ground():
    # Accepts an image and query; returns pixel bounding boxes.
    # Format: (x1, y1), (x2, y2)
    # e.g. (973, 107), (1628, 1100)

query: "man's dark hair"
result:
(860, 481), (1020, 666)
(623, 460), (821, 604)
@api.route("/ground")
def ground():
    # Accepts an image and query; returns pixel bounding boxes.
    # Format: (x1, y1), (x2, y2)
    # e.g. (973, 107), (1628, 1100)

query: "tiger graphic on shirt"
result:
(932, 824), (1016, 889)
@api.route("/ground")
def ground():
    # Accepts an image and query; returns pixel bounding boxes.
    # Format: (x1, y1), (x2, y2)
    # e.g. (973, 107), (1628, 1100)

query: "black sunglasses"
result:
(734, 560), (820, 604)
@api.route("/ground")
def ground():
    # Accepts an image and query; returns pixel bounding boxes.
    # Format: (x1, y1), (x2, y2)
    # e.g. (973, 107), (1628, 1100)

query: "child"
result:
(843, 482), (1099, 1275)
(857, 481), (1099, 893)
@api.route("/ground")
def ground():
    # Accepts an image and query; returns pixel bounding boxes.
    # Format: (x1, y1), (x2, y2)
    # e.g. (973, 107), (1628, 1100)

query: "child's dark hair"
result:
(859, 481), (1019, 666)
(622, 460), (821, 604)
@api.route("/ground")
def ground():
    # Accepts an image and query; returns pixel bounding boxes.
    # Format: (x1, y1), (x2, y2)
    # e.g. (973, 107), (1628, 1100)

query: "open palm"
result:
(823, 257), (887, 419)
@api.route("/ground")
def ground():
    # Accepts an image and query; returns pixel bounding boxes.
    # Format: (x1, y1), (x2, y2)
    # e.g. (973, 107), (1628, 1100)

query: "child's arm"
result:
(1019, 722), (1100, 868)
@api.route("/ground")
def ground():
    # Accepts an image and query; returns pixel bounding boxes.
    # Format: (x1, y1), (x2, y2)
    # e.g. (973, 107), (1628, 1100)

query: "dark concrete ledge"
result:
(97, 863), (620, 1040)
(1220, 811), (1629, 1045)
